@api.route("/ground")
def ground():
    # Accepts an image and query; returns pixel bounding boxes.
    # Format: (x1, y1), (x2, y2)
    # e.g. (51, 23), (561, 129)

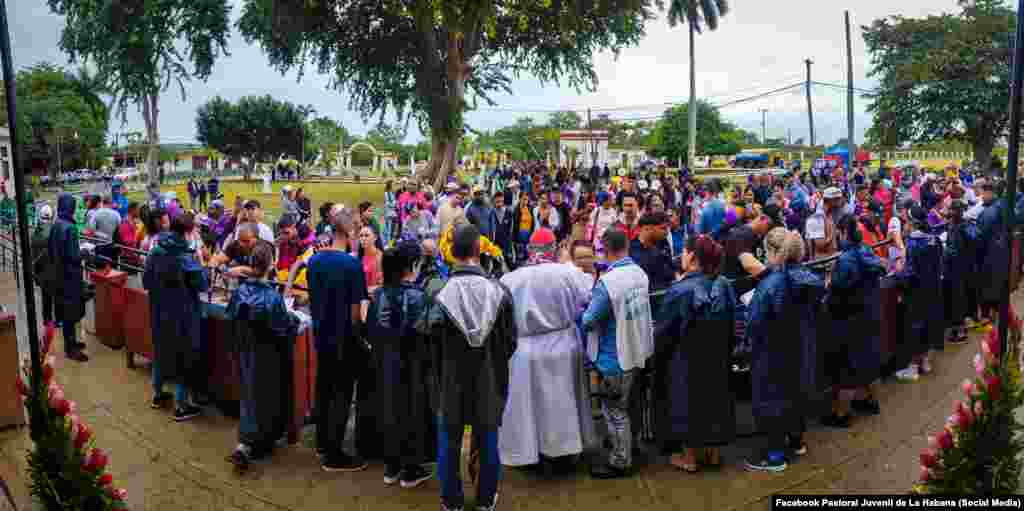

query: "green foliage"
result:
(667, 0), (730, 33)
(548, 110), (583, 130)
(4, 63), (110, 175)
(651, 100), (743, 159)
(862, 1), (1015, 169)
(47, 0), (231, 123)
(195, 95), (312, 178)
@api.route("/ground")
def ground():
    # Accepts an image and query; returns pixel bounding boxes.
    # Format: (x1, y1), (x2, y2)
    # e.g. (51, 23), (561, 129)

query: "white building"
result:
(559, 130), (609, 168)
(607, 147), (651, 169)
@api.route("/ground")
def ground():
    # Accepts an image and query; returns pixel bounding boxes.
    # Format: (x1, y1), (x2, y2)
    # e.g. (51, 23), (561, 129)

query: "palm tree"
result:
(667, 0), (729, 170)
(69, 66), (111, 126)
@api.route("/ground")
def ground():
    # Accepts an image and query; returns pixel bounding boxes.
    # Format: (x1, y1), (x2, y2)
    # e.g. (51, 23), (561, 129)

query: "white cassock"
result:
(499, 262), (597, 466)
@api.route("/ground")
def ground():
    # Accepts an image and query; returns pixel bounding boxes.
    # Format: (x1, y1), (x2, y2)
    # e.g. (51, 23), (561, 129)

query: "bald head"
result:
(421, 238), (437, 258)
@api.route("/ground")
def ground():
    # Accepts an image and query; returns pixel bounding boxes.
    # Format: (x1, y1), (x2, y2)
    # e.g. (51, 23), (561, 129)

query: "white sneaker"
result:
(920, 358), (933, 375)
(895, 366), (919, 382)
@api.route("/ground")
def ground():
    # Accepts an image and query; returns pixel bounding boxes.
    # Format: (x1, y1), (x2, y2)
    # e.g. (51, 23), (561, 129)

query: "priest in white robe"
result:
(499, 228), (596, 470)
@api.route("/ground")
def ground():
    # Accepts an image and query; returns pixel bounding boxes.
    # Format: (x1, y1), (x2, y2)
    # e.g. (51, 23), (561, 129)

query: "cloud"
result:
(8, 0), (962, 148)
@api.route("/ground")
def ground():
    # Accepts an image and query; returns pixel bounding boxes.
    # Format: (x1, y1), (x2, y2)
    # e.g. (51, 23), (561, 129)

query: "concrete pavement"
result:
(0, 276), (1006, 510)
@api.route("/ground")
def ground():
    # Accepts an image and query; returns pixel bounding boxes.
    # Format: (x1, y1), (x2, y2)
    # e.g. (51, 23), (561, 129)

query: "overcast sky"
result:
(9, 0), (962, 148)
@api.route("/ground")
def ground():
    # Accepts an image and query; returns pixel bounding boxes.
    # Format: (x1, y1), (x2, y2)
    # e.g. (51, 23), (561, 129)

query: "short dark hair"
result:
(244, 199), (261, 210)
(320, 202), (335, 221)
(451, 224), (481, 260)
(619, 191), (638, 204)
(602, 228), (629, 254)
(127, 201), (139, 214)
(358, 201), (373, 214)
(493, 191), (504, 200)
(171, 212), (194, 236)
(638, 212), (669, 227)
(249, 241), (275, 277)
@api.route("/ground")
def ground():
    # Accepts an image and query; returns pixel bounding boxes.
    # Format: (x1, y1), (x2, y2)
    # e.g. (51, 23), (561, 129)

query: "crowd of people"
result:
(26, 158), (1023, 511)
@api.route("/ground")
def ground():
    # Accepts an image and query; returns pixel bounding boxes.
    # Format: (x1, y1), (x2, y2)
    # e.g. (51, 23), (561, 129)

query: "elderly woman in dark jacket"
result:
(745, 228), (825, 473)
(225, 242), (299, 471)
(143, 212), (209, 421)
(48, 193), (89, 361)
(653, 235), (736, 473)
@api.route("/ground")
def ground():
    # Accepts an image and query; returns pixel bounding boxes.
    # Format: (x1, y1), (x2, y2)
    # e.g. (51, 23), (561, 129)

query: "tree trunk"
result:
(419, 32), (470, 189)
(687, 22), (698, 170)
(141, 93), (161, 202)
(973, 130), (996, 177)
(433, 136), (458, 191)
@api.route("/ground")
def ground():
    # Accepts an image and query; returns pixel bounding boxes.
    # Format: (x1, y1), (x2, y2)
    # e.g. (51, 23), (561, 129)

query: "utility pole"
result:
(805, 58), (815, 147)
(845, 11), (856, 167)
(760, 109), (768, 144)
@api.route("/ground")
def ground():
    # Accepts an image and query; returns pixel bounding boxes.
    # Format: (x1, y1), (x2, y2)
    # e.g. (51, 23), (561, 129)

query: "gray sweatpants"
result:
(597, 370), (635, 469)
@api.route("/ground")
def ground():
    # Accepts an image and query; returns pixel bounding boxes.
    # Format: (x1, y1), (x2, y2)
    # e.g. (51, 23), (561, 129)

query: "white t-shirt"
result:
(224, 222), (274, 247)
(887, 216), (903, 267)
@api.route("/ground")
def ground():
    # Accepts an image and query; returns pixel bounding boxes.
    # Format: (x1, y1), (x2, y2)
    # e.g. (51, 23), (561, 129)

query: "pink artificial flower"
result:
(104, 485), (127, 500)
(920, 449), (938, 468)
(927, 435), (939, 449)
(47, 385), (64, 404)
(82, 448), (107, 473)
(937, 430), (953, 450)
(98, 473), (113, 487)
(74, 423), (92, 450)
(985, 332), (1001, 357)
(975, 354), (986, 376)
(53, 398), (71, 416)
(987, 375), (1002, 401)
(15, 377), (28, 396)
(954, 402), (973, 429)
(962, 379), (974, 398)
(919, 465), (932, 482)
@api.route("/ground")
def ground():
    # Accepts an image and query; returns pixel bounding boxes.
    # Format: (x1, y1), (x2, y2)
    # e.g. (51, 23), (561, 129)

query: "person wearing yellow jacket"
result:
(438, 215), (503, 266)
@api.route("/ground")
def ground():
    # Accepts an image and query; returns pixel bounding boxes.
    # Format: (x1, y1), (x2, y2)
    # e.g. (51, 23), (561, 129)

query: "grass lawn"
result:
(124, 180), (386, 223)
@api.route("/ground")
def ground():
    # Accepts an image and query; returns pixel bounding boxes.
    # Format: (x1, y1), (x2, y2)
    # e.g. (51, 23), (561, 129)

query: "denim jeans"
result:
(597, 370), (635, 470)
(437, 418), (500, 510)
(151, 361), (188, 404)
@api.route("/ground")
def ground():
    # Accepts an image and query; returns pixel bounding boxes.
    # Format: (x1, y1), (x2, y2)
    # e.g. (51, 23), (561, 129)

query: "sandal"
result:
(670, 453), (698, 473)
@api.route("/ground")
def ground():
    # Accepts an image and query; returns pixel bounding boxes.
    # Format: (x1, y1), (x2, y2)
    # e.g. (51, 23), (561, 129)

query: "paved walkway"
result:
(0, 277), (1009, 510)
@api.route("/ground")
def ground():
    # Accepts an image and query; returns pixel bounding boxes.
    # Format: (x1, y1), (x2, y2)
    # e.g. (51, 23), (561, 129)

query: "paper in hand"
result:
(740, 289), (755, 307)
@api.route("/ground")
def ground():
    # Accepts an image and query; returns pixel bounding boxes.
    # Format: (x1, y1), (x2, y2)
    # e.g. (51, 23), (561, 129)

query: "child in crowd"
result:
(225, 242), (301, 471)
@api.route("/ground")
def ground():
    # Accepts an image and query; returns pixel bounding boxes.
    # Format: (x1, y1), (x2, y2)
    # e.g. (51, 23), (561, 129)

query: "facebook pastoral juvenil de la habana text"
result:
(771, 495), (1024, 509)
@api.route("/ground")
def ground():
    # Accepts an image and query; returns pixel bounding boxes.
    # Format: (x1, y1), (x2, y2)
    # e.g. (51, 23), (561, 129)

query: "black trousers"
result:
(315, 341), (370, 459)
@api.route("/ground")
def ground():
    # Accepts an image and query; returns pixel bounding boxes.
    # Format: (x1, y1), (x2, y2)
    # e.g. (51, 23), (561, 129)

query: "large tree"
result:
(862, 0), (1014, 171)
(195, 95), (312, 180)
(238, 0), (656, 189)
(548, 110), (584, 130)
(47, 0), (231, 198)
(667, 0), (730, 169)
(3, 63), (110, 177)
(651, 100), (742, 163)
